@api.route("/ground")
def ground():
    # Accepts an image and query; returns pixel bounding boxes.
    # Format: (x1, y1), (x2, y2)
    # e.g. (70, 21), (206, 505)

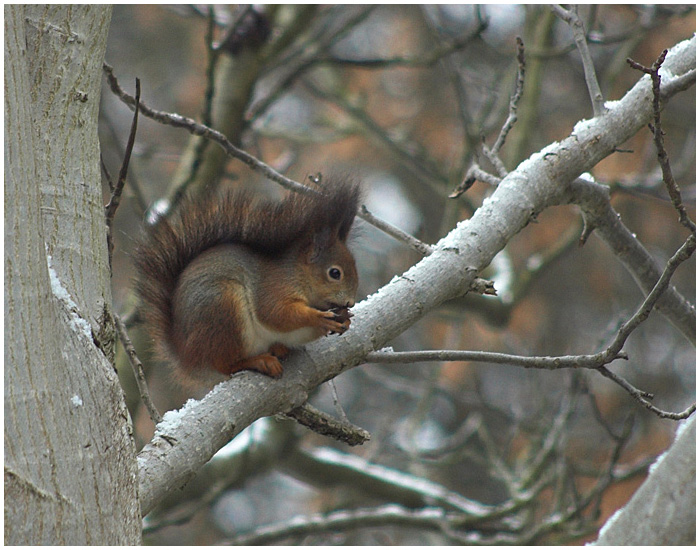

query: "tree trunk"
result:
(594, 416), (696, 546)
(4, 5), (141, 544)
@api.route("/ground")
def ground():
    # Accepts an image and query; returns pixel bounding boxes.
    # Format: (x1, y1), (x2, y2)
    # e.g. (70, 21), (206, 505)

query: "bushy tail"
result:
(133, 177), (361, 364)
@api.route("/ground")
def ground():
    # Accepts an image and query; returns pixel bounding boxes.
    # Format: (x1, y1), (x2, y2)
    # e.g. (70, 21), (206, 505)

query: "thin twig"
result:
(584, 379), (634, 441)
(451, 164), (502, 198)
(103, 63), (311, 196)
(202, 7), (218, 128)
(596, 367), (695, 420)
(604, 231), (695, 358)
(627, 51), (696, 232)
(104, 78), (140, 270)
(100, 110), (149, 212)
(469, 165), (503, 187)
(481, 140), (509, 178)
(457, 35), (526, 188)
(492, 36), (526, 154)
(329, 379), (349, 422)
(164, 8), (221, 215)
(551, 5), (606, 116)
(364, 348), (626, 370)
(100, 153), (114, 193)
(114, 313), (162, 425)
(359, 205), (434, 257)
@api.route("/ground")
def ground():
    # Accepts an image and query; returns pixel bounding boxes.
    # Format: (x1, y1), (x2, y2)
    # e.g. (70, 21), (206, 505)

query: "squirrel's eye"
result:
(328, 267), (342, 280)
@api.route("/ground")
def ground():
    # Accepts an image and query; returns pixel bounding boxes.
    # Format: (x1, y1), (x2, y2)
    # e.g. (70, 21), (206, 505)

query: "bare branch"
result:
(366, 231), (695, 420)
(114, 313), (162, 425)
(364, 348), (626, 370)
(284, 403), (371, 446)
(605, 231), (695, 356)
(551, 5), (606, 116)
(481, 139), (509, 178)
(104, 78), (140, 270)
(627, 51), (696, 232)
(492, 36), (526, 154)
(451, 164), (502, 198)
(359, 205), (434, 257)
(570, 177), (695, 343)
(102, 63), (312, 198)
(224, 504), (461, 545)
(596, 367), (696, 420)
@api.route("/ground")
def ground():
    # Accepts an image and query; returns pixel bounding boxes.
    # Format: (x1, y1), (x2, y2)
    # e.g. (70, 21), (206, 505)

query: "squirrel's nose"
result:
(346, 299), (355, 308)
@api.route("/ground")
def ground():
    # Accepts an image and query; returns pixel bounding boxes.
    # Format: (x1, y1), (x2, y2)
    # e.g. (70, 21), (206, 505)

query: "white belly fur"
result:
(247, 320), (317, 356)
(239, 288), (318, 356)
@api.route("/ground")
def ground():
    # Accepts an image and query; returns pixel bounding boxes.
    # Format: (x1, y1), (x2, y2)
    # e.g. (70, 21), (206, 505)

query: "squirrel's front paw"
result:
(330, 306), (354, 335)
(317, 307), (352, 335)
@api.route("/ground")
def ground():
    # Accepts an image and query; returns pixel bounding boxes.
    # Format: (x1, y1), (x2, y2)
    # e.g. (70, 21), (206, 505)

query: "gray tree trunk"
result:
(594, 416), (695, 546)
(4, 5), (141, 544)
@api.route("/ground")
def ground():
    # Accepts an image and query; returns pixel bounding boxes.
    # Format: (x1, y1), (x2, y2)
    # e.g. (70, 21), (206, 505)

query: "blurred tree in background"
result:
(100, 5), (695, 545)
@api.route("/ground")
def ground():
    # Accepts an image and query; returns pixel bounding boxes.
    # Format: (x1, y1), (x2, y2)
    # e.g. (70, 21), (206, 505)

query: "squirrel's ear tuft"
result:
(321, 175), (362, 242)
(305, 226), (334, 264)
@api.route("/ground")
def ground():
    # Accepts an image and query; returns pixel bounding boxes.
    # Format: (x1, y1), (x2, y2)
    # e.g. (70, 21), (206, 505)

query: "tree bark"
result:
(594, 416), (695, 545)
(4, 5), (141, 544)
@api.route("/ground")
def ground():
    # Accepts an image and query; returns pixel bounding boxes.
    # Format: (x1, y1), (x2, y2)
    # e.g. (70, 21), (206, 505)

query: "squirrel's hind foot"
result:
(228, 353), (284, 378)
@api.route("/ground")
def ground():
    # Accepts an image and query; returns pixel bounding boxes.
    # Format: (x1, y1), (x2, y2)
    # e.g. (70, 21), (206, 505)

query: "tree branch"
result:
(104, 78), (139, 271)
(491, 36), (526, 155)
(569, 176), (695, 343)
(284, 403), (371, 446)
(102, 63), (312, 197)
(551, 4), (606, 116)
(103, 64), (443, 258)
(627, 50), (696, 232)
(114, 313), (162, 425)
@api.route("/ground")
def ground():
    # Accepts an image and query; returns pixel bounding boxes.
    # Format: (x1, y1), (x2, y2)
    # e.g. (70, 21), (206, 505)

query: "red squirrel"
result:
(134, 178), (361, 388)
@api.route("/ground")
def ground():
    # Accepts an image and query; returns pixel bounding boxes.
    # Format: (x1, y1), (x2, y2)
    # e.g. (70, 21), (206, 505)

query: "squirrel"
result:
(134, 177), (361, 389)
